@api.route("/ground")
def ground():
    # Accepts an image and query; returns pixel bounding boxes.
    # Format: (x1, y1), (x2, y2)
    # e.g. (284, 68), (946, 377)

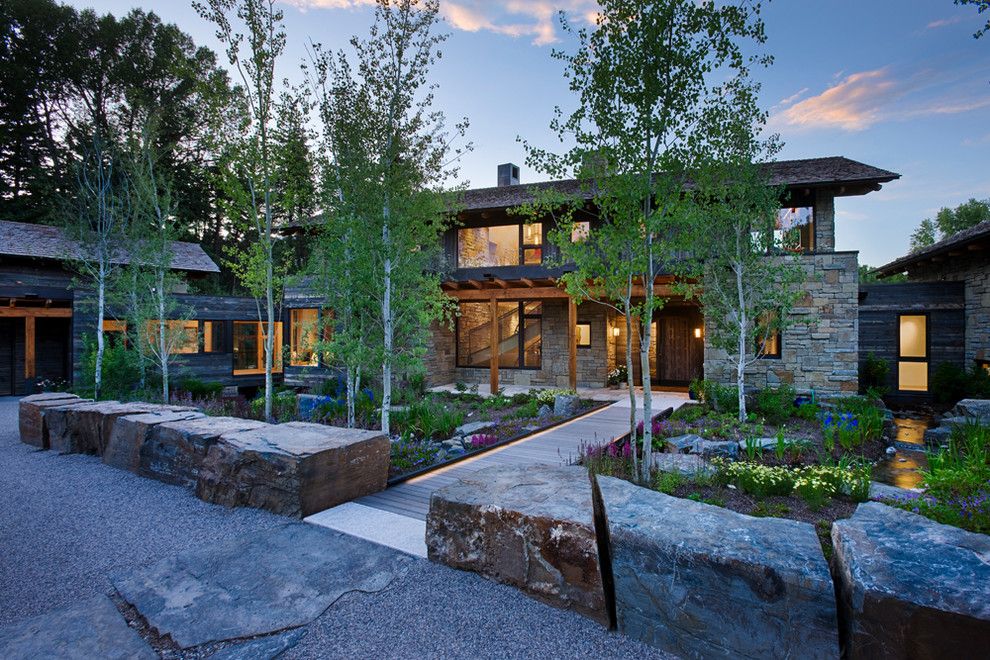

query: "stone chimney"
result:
(497, 163), (520, 187)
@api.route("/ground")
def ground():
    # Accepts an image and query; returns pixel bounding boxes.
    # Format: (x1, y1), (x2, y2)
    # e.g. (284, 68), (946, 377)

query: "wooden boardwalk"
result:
(357, 394), (688, 521)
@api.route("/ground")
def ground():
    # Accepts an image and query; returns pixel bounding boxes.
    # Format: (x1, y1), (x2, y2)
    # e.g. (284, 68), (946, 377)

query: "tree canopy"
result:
(910, 198), (990, 252)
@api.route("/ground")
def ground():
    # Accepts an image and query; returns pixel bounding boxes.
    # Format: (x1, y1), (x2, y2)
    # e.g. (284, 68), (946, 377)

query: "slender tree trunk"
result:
(265, 247), (275, 420)
(381, 208), (393, 436)
(95, 267), (105, 400)
(130, 273), (146, 390)
(640, 245), (656, 484)
(623, 299), (638, 477)
(157, 271), (169, 403)
(735, 261), (748, 421)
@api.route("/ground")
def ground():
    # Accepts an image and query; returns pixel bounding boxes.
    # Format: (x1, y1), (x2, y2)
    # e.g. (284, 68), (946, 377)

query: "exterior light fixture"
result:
(612, 327), (620, 337)
(694, 327), (702, 339)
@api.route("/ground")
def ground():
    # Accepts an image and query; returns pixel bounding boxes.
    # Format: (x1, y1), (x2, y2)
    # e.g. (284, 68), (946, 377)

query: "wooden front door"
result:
(657, 309), (703, 386)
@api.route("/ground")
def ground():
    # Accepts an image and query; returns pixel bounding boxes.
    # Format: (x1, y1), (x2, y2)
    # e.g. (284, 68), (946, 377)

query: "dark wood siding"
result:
(859, 282), (965, 403)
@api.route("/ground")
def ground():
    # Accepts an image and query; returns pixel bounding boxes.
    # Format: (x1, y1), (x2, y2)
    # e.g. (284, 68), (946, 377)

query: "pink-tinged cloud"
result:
(771, 64), (990, 133)
(281, 0), (600, 45)
(926, 16), (962, 30)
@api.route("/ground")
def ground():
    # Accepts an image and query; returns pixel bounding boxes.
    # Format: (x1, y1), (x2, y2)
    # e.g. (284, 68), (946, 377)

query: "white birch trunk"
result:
(735, 260), (748, 421)
(381, 209), (393, 436)
(95, 267), (105, 400)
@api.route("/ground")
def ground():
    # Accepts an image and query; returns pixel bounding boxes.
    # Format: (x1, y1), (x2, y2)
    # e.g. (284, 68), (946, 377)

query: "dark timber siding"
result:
(859, 282), (965, 403)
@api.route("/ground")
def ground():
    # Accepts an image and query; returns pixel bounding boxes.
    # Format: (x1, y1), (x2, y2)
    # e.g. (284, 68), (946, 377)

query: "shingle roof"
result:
(460, 156), (900, 211)
(874, 219), (990, 277)
(0, 220), (220, 273)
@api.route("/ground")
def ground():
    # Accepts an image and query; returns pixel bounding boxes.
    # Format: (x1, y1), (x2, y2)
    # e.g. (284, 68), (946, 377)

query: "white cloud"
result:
(926, 16), (962, 30)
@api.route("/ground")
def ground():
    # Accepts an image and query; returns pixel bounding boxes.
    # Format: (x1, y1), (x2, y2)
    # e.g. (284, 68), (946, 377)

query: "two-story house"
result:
(420, 157), (899, 396)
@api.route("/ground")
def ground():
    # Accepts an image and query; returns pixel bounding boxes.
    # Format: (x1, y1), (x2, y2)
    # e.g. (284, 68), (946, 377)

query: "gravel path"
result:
(0, 397), (670, 658)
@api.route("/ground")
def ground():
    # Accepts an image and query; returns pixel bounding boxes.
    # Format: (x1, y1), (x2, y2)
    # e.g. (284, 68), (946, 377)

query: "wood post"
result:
(24, 316), (36, 380)
(568, 298), (577, 391)
(489, 295), (499, 395)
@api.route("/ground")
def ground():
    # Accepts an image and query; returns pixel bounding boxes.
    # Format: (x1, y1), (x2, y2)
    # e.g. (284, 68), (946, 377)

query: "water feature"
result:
(873, 417), (931, 489)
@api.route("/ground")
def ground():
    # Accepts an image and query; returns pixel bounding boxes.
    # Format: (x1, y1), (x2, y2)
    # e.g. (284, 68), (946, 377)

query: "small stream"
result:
(873, 417), (931, 489)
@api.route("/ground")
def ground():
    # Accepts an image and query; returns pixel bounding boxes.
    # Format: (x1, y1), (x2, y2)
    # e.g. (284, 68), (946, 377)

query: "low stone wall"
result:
(18, 393), (389, 518)
(427, 466), (990, 658)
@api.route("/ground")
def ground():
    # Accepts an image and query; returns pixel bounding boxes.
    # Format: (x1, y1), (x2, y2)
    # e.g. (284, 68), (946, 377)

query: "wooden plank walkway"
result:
(357, 393), (688, 521)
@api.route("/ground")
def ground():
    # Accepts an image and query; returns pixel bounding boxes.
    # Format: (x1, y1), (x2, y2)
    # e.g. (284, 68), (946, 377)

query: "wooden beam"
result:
(444, 281), (460, 290)
(450, 286), (570, 301)
(489, 295), (499, 395)
(24, 316), (36, 380)
(0, 307), (72, 318)
(520, 278), (536, 288)
(492, 277), (508, 289)
(568, 298), (577, 391)
(466, 279), (483, 289)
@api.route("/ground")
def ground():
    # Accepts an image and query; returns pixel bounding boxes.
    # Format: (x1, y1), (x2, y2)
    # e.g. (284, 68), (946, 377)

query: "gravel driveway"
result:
(0, 396), (669, 659)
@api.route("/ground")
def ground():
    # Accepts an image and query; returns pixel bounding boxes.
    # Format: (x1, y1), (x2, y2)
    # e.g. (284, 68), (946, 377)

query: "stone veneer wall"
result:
(704, 251), (860, 395)
(423, 300), (611, 388)
(908, 253), (990, 366)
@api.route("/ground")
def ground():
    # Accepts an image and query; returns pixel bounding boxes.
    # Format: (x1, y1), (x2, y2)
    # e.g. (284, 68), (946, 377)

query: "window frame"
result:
(896, 312), (929, 392)
(576, 322), (592, 348)
(456, 222), (544, 268)
(454, 300), (543, 370)
(232, 320), (284, 376)
(289, 308), (321, 368)
(200, 320), (225, 354)
(772, 206), (815, 255)
(755, 311), (782, 360)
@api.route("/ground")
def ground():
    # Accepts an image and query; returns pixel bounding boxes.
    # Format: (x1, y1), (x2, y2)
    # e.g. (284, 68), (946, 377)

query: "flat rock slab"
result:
(426, 464), (607, 625)
(18, 393), (90, 448)
(832, 502), (990, 659)
(142, 416), (272, 488)
(0, 595), (154, 660)
(197, 421), (389, 517)
(113, 523), (410, 649)
(665, 434), (703, 453)
(650, 452), (713, 476)
(598, 475), (838, 659)
(103, 410), (207, 473)
(45, 401), (197, 456)
(205, 628), (306, 660)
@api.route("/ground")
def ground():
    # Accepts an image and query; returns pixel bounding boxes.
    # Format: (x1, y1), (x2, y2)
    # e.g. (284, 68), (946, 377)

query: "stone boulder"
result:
(45, 401), (197, 455)
(665, 433), (703, 453)
(553, 394), (582, 418)
(690, 438), (738, 459)
(923, 424), (952, 449)
(949, 398), (990, 421)
(18, 392), (90, 448)
(650, 452), (714, 477)
(141, 416), (271, 488)
(426, 464), (607, 625)
(196, 421), (389, 517)
(103, 410), (206, 473)
(598, 475), (838, 659)
(454, 420), (496, 438)
(832, 502), (990, 659)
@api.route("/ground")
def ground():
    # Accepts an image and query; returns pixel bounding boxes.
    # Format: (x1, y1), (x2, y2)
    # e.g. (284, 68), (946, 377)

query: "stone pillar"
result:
(814, 191), (836, 252)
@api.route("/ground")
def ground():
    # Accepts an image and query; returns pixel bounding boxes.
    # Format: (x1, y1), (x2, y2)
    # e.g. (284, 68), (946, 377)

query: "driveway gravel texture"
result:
(0, 396), (670, 658)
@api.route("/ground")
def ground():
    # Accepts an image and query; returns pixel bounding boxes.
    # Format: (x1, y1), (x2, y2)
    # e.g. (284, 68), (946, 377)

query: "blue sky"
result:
(68, 0), (989, 267)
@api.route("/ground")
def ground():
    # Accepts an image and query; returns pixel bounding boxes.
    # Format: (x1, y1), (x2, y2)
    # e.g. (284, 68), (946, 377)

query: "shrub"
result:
(654, 471), (683, 495)
(76, 337), (142, 400)
(390, 433), (436, 474)
(583, 440), (635, 480)
(692, 379), (738, 414)
(510, 399), (540, 420)
(534, 388), (577, 406)
(930, 363), (990, 405)
(176, 377), (224, 400)
(755, 384), (797, 426)
(250, 390), (297, 422)
(608, 365), (628, 386)
(795, 402), (820, 421)
(392, 397), (464, 439)
(859, 352), (889, 395)
(670, 403), (707, 423)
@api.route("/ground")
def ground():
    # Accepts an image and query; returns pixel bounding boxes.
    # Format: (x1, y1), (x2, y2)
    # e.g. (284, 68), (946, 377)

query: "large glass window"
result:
(290, 309), (319, 367)
(456, 301), (542, 369)
(233, 321), (283, 375)
(898, 314), (928, 391)
(456, 223), (542, 268)
(142, 320), (199, 354)
(202, 321), (224, 353)
(576, 323), (592, 347)
(775, 207), (814, 253)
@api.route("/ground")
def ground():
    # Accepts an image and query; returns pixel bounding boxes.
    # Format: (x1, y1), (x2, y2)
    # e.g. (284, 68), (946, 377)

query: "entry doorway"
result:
(655, 306), (704, 387)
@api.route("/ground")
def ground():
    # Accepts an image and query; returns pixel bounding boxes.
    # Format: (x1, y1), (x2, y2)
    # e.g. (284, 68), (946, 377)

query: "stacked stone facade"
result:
(704, 251), (860, 395)
(907, 253), (990, 366)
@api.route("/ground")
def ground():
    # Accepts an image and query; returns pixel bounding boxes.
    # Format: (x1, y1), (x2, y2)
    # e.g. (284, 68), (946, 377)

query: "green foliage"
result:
(910, 198), (990, 252)
(858, 265), (905, 284)
(510, 399), (540, 420)
(859, 353), (890, 395)
(714, 459), (870, 501)
(250, 390), (296, 422)
(751, 502), (790, 518)
(654, 471), (684, 495)
(176, 378), (224, 400)
(392, 397), (465, 440)
(742, 436), (762, 462)
(691, 379), (739, 415)
(930, 363), (990, 405)
(755, 384), (797, 426)
(533, 388), (577, 406)
(670, 403), (708, 423)
(76, 337), (141, 400)
(390, 432), (436, 474)
(796, 402), (820, 421)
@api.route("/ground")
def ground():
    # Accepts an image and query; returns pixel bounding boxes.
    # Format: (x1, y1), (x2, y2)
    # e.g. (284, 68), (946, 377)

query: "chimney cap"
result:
(497, 163), (520, 187)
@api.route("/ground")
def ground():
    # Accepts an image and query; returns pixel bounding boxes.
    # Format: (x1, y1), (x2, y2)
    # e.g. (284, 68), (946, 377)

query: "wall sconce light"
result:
(612, 327), (620, 337)
(694, 327), (702, 339)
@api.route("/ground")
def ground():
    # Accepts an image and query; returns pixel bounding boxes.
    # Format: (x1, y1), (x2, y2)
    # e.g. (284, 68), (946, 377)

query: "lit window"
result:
(290, 309), (319, 367)
(103, 319), (127, 347)
(576, 323), (591, 347)
(755, 311), (781, 359)
(456, 301), (542, 369)
(775, 207), (814, 253)
(233, 321), (284, 375)
(898, 314), (928, 392)
(143, 320), (199, 354)
(456, 223), (542, 268)
(571, 222), (591, 242)
(202, 321), (224, 353)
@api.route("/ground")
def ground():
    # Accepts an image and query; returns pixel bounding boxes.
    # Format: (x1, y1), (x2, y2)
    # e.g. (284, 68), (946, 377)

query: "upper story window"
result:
(290, 308), (320, 367)
(775, 207), (814, 253)
(457, 223), (543, 268)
